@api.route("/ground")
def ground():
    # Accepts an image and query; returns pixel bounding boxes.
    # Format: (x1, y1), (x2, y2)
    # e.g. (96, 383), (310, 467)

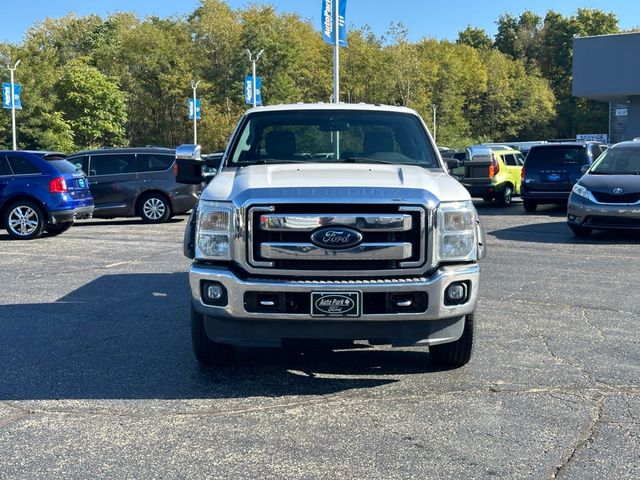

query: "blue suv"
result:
(0, 151), (94, 239)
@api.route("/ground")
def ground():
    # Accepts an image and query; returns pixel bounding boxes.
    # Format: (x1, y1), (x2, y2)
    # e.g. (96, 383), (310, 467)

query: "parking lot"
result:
(0, 202), (638, 479)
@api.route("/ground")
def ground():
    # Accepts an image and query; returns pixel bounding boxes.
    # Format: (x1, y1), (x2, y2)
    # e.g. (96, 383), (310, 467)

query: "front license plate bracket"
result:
(311, 291), (361, 317)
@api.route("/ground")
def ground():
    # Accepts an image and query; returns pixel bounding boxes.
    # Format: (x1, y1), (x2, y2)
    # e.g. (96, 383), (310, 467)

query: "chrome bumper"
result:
(190, 263), (479, 322)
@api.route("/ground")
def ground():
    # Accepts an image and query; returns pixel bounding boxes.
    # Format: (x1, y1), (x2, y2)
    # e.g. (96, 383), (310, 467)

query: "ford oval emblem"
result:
(612, 187), (624, 194)
(311, 227), (363, 250)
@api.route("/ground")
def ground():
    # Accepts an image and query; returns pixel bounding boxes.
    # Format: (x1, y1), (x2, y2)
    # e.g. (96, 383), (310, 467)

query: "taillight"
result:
(173, 162), (178, 177)
(49, 176), (68, 193)
(488, 155), (499, 178)
(521, 167), (525, 180)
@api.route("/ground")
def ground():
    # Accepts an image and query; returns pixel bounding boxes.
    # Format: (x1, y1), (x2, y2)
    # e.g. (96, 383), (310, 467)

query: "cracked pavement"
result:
(0, 203), (638, 479)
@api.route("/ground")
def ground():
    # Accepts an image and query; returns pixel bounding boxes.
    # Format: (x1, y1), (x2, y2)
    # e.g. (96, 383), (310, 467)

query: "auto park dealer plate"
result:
(311, 292), (361, 317)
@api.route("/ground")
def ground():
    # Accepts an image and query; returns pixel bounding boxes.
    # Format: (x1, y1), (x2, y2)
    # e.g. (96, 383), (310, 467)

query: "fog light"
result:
(202, 281), (227, 306)
(445, 282), (468, 304)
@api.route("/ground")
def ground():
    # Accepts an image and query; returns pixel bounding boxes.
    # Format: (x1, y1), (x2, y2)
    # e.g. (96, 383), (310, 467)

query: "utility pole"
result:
(191, 80), (200, 144)
(432, 104), (438, 144)
(246, 49), (264, 108)
(7, 59), (21, 150)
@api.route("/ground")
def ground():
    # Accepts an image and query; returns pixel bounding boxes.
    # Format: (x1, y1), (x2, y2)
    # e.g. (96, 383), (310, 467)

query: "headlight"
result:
(572, 183), (590, 199)
(196, 201), (234, 260)
(437, 201), (477, 262)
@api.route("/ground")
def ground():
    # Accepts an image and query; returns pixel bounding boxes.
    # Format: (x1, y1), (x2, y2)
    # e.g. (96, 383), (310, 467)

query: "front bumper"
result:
(190, 263), (479, 347)
(49, 205), (94, 224)
(568, 193), (640, 230)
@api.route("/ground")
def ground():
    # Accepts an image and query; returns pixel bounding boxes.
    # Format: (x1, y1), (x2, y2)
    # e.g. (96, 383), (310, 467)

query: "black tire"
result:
(45, 222), (73, 236)
(191, 305), (233, 367)
(3, 201), (46, 240)
(139, 193), (171, 223)
(429, 313), (474, 368)
(497, 185), (513, 207)
(570, 224), (592, 237)
(523, 200), (538, 212)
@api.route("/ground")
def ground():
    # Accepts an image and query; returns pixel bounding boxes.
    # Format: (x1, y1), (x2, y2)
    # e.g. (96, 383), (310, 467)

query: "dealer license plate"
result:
(311, 292), (361, 317)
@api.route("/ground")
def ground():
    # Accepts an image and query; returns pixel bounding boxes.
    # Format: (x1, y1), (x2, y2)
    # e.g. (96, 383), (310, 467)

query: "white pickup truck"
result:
(177, 103), (485, 367)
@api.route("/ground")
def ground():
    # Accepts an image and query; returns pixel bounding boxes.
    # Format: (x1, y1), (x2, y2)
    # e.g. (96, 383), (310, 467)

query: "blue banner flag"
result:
(244, 76), (262, 106)
(2, 83), (22, 109)
(321, 0), (347, 47)
(188, 98), (201, 120)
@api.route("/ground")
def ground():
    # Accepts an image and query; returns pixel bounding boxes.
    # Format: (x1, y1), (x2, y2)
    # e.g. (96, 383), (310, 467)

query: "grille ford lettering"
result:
(311, 227), (363, 249)
(315, 295), (355, 314)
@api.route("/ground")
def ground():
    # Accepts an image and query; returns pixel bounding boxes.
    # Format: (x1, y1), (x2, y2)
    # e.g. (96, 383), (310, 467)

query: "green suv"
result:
(459, 146), (524, 206)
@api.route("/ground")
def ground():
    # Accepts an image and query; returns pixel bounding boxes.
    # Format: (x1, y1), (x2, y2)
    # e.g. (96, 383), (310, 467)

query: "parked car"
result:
(460, 145), (524, 206)
(567, 140), (640, 236)
(66, 147), (199, 223)
(521, 142), (607, 212)
(0, 151), (93, 239)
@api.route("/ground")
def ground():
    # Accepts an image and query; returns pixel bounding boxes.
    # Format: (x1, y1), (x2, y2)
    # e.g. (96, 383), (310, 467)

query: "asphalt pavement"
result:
(0, 202), (638, 479)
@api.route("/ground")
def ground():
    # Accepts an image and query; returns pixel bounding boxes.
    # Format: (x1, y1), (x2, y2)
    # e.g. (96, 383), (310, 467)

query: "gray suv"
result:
(67, 148), (198, 223)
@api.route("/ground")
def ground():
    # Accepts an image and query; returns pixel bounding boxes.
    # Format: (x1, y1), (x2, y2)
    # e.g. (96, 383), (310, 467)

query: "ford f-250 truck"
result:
(177, 103), (485, 368)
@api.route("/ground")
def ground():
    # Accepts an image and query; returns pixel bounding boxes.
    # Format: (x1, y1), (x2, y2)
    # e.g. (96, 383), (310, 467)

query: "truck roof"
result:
(243, 102), (420, 115)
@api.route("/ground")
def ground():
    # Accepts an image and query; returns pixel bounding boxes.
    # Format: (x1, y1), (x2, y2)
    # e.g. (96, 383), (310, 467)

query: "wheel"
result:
(3, 201), (45, 239)
(497, 186), (513, 207)
(191, 305), (233, 367)
(429, 313), (474, 368)
(570, 225), (592, 237)
(45, 222), (73, 236)
(523, 200), (538, 212)
(139, 193), (171, 223)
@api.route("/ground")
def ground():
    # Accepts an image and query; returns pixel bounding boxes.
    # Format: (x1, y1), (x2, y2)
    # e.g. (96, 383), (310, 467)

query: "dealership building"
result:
(573, 32), (640, 144)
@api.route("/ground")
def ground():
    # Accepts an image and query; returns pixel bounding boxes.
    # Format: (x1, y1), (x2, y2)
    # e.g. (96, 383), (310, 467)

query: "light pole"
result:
(7, 59), (21, 150)
(333, 0), (340, 104)
(191, 79), (200, 144)
(246, 49), (263, 108)
(432, 104), (438, 144)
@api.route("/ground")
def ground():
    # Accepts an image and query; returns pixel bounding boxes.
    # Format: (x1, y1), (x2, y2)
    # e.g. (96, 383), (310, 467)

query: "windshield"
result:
(227, 110), (440, 169)
(47, 159), (81, 174)
(590, 147), (640, 175)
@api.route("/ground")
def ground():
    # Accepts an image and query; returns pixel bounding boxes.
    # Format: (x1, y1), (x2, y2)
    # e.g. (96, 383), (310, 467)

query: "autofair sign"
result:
(576, 134), (608, 143)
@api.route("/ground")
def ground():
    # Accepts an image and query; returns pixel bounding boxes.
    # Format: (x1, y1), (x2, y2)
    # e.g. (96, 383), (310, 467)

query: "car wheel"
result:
(191, 305), (233, 367)
(570, 225), (592, 237)
(45, 222), (73, 236)
(523, 200), (538, 212)
(497, 186), (513, 207)
(3, 201), (45, 240)
(429, 313), (474, 368)
(139, 193), (171, 223)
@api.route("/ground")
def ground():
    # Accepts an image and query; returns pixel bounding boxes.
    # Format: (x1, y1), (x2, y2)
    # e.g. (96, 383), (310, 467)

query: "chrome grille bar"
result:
(259, 213), (412, 232)
(260, 242), (413, 260)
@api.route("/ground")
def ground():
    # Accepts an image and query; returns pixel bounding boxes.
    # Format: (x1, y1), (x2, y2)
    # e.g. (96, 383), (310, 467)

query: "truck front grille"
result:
(247, 204), (427, 272)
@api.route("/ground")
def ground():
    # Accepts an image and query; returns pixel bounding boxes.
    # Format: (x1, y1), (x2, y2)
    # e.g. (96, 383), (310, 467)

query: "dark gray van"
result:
(67, 148), (198, 223)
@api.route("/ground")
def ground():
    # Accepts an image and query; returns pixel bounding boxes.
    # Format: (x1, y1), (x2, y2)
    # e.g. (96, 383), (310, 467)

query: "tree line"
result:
(0, 1), (624, 152)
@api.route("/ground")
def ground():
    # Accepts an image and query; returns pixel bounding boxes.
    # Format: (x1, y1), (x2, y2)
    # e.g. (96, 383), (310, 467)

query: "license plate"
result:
(78, 178), (86, 188)
(547, 174), (562, 181)
(311, 292), (360, 317)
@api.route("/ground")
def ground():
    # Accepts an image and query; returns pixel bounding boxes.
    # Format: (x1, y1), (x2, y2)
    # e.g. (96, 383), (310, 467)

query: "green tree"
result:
(55, 59), (127, 148)
(457, 26), (493, 50)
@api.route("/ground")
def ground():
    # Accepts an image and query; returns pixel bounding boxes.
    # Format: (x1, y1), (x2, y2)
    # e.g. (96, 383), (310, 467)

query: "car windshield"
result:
(589, 147), (640, 175)
(227, 110), (440, 169)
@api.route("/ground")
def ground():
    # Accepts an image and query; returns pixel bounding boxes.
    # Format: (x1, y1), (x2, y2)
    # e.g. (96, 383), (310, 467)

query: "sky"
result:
(2, 0), (639, 44)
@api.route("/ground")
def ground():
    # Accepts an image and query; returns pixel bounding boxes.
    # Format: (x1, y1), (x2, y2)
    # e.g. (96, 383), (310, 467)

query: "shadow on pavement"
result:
(0, 272), (444, 401)
(489, 220), (640, 244)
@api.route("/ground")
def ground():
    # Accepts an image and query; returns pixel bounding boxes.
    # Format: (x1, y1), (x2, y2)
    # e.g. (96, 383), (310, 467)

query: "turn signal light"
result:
(49, 176), (68, 193)
(488, 154), (499, 178)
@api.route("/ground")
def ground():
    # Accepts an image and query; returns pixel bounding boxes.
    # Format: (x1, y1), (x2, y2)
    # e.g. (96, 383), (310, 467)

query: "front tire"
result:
(191, 305), (233, 367)
(429, 313), (474, 368)
(497, 186), (513, 207)
(3, 201), (45, 240)
(139, 193), (171, 223)
(45, 222), (73, 236)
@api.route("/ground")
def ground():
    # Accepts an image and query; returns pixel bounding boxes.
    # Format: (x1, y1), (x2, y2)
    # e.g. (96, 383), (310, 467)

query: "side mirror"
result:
(581, 165), (589, 175)
(201, 153), (224, 184)
(175, 144), (203, 184)
(446, 158), (460, 171)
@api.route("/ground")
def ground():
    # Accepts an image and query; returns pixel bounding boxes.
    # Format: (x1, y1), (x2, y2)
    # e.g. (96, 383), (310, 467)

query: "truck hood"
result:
(202, 163), (470, 204)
